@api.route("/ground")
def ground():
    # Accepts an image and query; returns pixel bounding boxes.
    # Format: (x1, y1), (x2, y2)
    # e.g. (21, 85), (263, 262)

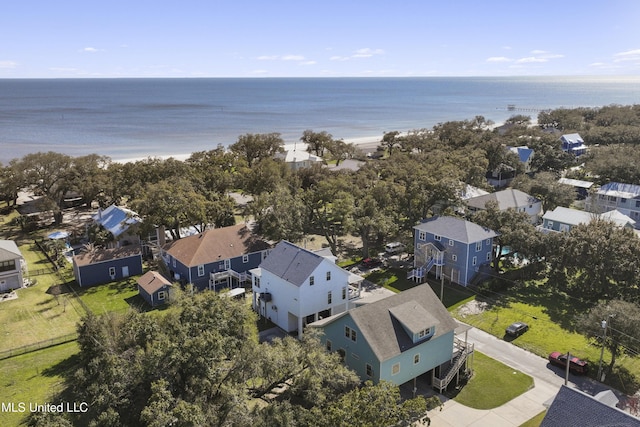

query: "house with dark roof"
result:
(585, 182), (640, 226)
(560, 133), (587, 156)
(311, 284), (471, 391)
(0, 240), (25, 292)
(92, 204), (142, 248)
(161, 223), (270, 290)
(541, 385), (640, 427)
(72, 246), (143, 287)
(137, 271), (172, 307)
(250, 241), (364, 338)
(410, 216), (498, 286)
(465, 188), (542, 224)
(558, 177), (594, 200)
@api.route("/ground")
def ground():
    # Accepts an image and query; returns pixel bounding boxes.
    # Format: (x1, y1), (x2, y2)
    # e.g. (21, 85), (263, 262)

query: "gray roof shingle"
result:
(348, 284), (458, 361)
(465, 188), (539, 211)
(259, 241), (325, 287)
(413, 216), (498, 244)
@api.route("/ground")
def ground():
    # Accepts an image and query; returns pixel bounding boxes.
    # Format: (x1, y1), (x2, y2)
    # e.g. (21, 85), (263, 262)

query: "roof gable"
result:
(73, 246), (142, 267)
(163, 223), (269, 267)
(0, 240), (23, 262)
(347, 284), (458, 361)
(137, 271), (171, 294)
(466, 189), (538, 211)
(414, 216), (498, 244)
(259, 241), (327, 286)
(93, 204), (141, 237)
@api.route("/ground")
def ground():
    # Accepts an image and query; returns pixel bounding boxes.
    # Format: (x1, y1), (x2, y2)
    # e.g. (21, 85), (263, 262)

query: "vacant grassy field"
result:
(0, 341), (79, 427)
(71, 277), (145, 315)
(453, 351), (534, 409)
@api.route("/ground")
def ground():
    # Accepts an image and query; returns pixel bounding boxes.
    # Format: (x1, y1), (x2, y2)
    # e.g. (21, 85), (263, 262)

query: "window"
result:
(418, 231), (426, 240)
(345, 326), (356, 342)
(414, 354), (420, 365)
(452, 254), (457, 262)
(366, 364), (373, 377)
(224, 259), (230, 270)
(486, 239), (490, 245)
(342, 287), (347, 300)
(476, 241), (482, 252)
(434, 235), (441, 241)
(157, 291), (166, 300)
(197, 264), (205, 276)
(327, 291), (332, 304)
(254, 277), (260, 288)
(486, 252), (491, 261)
(326, 340), (332, 351)
(108, 267), (116, 277)
(608, 196), (617, 202)
(242, 254), (249, 263)
(636, 200), (640, 208)
(172, 258), (176, 268)
(338, 349), (346, 362)
(392, 363), (400, 375)
(417, 328), (431, 338)
(472, 256), (477, 266)
(0, 260), (15, 272)
(547, 220), (554, 228)
(449, 239), (454, 246)
(309, 276), (315, 286)
(326, 271), (331, 281)
(621, 198), (627, 204)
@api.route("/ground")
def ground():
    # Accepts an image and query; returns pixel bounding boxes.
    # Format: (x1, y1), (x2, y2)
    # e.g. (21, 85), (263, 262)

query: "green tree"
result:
(576, 299), (640, 378)
(230, 132), (284, 167)
(381, 131), (402, 156)
(0, 159), (25, 206)
(301, 129), (333, 157)
(512, 172), (575, 212)
(250, 183), (307, 243)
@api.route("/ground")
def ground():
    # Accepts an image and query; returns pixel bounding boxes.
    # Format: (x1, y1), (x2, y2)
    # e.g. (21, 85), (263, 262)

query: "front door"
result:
(122, 266), (129, 278)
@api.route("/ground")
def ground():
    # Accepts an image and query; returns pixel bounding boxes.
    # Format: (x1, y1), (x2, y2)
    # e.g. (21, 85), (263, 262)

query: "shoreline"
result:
(112, 134), (386, 164)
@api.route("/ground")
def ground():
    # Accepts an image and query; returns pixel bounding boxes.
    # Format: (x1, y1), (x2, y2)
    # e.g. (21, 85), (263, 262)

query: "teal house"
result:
(311, 285), (471, 392)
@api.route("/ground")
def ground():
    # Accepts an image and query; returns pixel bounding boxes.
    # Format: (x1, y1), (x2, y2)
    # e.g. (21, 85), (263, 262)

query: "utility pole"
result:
(597, 314), (613, 382)
(565, 352), (570, 385)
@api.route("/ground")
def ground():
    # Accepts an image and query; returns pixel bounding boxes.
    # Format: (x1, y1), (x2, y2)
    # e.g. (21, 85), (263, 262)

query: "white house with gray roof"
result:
(465, 188), (542, 224)
(540, 206), (635, 233)
(585, 182), (640, 226)
(0, 240), (25, 292)
(250, 241), (363, 338)
(311, 284), (471, 392)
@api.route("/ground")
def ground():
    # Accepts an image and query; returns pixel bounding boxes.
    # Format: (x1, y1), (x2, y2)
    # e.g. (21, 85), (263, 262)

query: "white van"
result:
(384, 242), (405, 254)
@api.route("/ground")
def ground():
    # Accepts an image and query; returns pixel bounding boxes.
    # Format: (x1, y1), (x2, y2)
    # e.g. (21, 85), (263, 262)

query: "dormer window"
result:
(417, 327), (431, 338)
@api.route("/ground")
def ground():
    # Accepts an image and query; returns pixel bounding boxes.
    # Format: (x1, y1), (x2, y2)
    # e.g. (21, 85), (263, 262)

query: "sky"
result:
(2, 0), (640, 78)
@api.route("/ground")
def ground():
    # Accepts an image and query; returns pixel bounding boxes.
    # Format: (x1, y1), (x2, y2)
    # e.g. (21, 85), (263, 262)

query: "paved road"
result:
(426, 324), (611, 427)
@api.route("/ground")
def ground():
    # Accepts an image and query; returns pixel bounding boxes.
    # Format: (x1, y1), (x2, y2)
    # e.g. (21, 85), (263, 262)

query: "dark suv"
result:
(505, 322), (529, 337)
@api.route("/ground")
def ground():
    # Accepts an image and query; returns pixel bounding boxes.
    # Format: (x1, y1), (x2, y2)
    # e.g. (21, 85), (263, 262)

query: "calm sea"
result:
(1, 76), (640, 162)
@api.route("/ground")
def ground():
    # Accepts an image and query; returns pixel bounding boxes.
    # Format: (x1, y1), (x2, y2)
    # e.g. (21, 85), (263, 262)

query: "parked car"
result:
(548, 351), (589, 374)
(361, 257), (383, 269)
(384, 242), (405, 254)
(505, 322), (529, 337)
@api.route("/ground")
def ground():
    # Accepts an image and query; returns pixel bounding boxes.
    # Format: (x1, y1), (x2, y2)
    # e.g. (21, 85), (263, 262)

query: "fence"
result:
(0, 333), (78, 361)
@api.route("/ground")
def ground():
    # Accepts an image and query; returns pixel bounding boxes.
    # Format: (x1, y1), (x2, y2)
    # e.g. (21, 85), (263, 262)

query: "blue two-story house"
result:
(161, 223), (270, 290)
(560, 133), (587, 156)
(311, 284), (471, 392)
(410, 216), (498, 286)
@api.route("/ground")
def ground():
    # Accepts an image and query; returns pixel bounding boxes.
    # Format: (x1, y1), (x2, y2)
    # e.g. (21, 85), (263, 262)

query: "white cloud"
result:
(352, 48), (385, 58)
(516, 57), (548, 64)
(257, 55), (279, 61)
(299, 61), (317, 66)
(330, 55), (350, 61)
(486, 56), (511, 63)
(81, 47), (99, 53)
(281, 54), (305, 61)
(0, 60), (17, 69)
(515, 51), (564, 64)
(613, 49), (640, 62)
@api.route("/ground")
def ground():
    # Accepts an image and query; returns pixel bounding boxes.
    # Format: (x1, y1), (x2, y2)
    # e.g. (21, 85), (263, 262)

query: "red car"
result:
(361, 257), (383, 269)
(548, 351), (589, 374)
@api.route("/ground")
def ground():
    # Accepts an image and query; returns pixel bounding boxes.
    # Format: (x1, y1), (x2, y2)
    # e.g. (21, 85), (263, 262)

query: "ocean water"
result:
(1, 76), (640, 162)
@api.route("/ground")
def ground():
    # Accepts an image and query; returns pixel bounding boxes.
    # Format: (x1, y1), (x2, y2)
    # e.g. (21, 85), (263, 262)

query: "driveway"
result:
(426, 324), (613, 426)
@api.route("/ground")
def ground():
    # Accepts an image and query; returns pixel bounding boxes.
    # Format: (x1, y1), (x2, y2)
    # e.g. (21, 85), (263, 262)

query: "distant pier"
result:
(502, 104), (551, 113)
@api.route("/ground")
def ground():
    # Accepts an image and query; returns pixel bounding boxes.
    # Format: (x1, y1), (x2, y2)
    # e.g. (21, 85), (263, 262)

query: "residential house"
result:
(540, 206), (635, 233)
(161, 223), (270, 291)
(585, 182), (640, 226)
(557, 177), (594, 200)
(410, 216), (498, 286)
(465, 188), (542, 224)
(72, 246), (143, 287)
(92, 204), (142, 248)
(541, 385), (640, 427)
(310, 284), (472, 392)
(137, 271), (172, 307)
(507, 146), (535, 173)
(250, 241), (364, 338)
(0, 240), (25, 292)
(560, 133), (587, 156)
(275, 144), (323, 170)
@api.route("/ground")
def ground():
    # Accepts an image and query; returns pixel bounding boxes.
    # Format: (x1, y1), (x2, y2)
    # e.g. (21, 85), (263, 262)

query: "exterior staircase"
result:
(407, 257), (435, 282)
(433, 338), (474, 393)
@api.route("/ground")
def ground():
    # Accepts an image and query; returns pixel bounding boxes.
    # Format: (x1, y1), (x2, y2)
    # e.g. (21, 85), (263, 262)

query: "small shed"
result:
(137, 271), (172, 307)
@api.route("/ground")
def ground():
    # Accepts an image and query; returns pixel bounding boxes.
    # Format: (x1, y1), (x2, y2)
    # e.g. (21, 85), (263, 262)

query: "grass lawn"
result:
(71, 277), (145, 315)
(453, 351), (534, 409)
(0, 342), (79, 427)
(519, 410), (546, 427)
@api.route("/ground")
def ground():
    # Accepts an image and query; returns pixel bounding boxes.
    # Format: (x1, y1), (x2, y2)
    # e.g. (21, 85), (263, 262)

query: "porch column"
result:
(298, 316), (303, 339)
